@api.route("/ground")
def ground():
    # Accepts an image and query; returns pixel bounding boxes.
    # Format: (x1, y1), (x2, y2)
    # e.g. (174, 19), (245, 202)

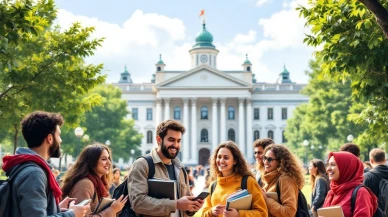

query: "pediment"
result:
(252, 124), (262, 130)
(157, 65), (251, 89)
(144, 125), (154, 130)
(265, 124), (277, 130)
(279, 124), (286, 130)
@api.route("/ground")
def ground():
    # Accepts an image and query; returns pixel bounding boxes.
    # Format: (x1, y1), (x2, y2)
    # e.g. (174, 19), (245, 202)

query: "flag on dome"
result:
(199, 9), (205, 17)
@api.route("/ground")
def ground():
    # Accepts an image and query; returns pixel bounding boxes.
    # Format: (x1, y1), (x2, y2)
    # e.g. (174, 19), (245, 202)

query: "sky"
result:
(54, 0), (315, 84)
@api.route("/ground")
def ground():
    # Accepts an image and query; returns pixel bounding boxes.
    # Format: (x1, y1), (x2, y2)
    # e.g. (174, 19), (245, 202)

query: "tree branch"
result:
(358, 0), (388, 38)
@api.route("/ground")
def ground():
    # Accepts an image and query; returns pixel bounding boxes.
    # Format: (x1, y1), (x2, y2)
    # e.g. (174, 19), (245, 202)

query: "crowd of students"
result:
(2, 110), (387, 217)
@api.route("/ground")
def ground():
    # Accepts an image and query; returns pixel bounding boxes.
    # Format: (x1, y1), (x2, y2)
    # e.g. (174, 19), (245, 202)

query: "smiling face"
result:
(216, 147), (236, 177)
(327, 156), (340, 181)
(158, 129), (181, 160)
(263, 150), (279, 173)
(94, 149), (111, 177)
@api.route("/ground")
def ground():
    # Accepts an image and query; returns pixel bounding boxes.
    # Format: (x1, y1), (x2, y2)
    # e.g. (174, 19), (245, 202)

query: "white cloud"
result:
(256, 0), (270, 7)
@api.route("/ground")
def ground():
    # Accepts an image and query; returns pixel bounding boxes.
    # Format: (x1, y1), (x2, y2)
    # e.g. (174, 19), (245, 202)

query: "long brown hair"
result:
(208, 141), (253, 183)
(264, 144), (305, 189)
(309, 159), (328, 192)
(61, 143), (112, 197)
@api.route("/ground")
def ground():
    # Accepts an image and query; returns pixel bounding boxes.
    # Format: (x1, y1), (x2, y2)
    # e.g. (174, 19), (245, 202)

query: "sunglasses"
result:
(254, 151), (261, 155)
(263, 156), (278, 163)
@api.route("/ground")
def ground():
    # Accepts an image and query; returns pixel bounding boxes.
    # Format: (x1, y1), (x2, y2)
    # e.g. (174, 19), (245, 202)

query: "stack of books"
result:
(225, 190), (252, 210)
(317, 206), (344, 217)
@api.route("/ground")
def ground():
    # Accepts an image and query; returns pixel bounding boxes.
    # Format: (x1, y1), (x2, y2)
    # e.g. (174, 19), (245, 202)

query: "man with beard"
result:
(127, 120), (204, 217)
(2, 111), (89, 217)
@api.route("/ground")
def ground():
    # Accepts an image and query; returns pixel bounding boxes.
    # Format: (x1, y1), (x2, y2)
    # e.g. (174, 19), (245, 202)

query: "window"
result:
(146, 108), (152, 120)
(282, 131), (287, 143)
(201, 106), (208, 119)
(247, 66), (251, 72)
(123, 77), (127, 80)
(254, 108), (260, 120)
(157, 67), (161, 71)
(174, 106), (181, 120)
(268, 130), (274, 139)
(282, 108), (288, 120)
(228, 106), (235, 120)
(147, 131), (152, 144)
(201, 129), (208, 142)
(267, 108), (273, 120)
(132, 108), (138, 120)
(228, 129), (235, 142)
(254, 130), (260, 141)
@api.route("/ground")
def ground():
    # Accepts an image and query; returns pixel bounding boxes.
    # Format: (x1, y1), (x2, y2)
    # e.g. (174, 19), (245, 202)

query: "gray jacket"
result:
(7, 147), (75, 217)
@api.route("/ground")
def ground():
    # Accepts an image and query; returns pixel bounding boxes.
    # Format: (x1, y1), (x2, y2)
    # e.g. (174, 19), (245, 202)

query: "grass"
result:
(193, 175), (312, 217)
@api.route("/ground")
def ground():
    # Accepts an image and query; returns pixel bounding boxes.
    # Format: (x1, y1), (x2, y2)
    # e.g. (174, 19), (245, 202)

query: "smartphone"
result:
(77, 199), (92, 206)
(194, 192), (210, 200)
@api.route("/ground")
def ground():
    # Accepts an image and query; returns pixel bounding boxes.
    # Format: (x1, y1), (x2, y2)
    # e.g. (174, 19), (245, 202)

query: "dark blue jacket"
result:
(311, 176), (330, 211)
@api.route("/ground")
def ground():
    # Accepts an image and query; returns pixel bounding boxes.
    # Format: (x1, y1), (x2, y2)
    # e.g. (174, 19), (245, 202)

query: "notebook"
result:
(94, 197), (114, 214)
(148, 179), (176, 200)
(225, 189), (252, 210)
(266, 192), (279, 202)
(317, 206), (344, 217)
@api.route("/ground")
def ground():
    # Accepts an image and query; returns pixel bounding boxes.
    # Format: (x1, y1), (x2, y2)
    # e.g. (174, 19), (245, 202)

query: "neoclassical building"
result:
(113, 22), (309, 165)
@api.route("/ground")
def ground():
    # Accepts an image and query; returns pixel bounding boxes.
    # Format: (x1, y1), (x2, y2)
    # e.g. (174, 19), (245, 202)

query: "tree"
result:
(60, 85), (142, 161)
(298, 0), (388, 144)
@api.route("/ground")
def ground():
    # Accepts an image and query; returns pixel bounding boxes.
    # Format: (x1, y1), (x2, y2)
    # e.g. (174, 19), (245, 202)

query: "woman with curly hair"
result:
(309, 159), (329, 217)
(61, 143), (127, 217)
(201, 141), (268, 217)
(260, 144), (304, 217)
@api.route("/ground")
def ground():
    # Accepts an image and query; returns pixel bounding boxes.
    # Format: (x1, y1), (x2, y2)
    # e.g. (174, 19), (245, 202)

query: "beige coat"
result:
(69, 178), (116, 217)
(127, 148), (193, 217)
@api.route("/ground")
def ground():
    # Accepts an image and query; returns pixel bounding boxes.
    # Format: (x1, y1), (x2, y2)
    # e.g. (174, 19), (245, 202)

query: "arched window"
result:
(157, 66), (161, 71)
(174, 106), (181, 120)
(228, 129), (235, 142)
(147, 131), (153, 144)
(201, 129), (208, 142)
(268, 130), (274, 140)
(228, 106), (235, 119)
(254, 130), (260, 141)
(201, 106), (208, 119)
(282, 130), (287, 143)
(247, 66), (251, 72)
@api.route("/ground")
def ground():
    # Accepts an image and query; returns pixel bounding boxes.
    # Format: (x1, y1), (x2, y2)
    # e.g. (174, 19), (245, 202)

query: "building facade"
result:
(113, 22), (309, 165)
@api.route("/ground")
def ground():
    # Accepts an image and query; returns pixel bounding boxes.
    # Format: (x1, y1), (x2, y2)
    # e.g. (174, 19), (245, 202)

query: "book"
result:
(226, 193), (252, 210)
(266, 192), (279, 202)
(94, 197), (114, 214)
(317, 206), (344, 217)
(148, 179), (176, 200)
(227, 190), (249, 201)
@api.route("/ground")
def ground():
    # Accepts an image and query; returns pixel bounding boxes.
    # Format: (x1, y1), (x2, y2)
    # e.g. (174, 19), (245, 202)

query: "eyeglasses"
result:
(254, 151), (261, 155)
(263, 156), (278, 163)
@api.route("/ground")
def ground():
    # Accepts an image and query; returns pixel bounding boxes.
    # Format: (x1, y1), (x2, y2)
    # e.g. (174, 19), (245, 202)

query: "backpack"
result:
(210, 175), (249, 195)
(370, 171), (388, 216)
(0, 164), (34, 217)
(276, 179), (309, 217)
(351, 184), (386, 217)
(112, 155), (187, 217)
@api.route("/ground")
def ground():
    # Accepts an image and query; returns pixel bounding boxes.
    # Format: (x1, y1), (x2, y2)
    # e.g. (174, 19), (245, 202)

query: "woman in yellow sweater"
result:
(202, 141), (268, 217)
(260, 144), (304, 217)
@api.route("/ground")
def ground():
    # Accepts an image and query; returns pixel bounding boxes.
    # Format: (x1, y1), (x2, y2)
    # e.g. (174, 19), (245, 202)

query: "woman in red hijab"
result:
(323, 151), (377, 217)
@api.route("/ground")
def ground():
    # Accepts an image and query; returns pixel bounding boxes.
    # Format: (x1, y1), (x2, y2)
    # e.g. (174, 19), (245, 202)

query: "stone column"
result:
(212, 98), (218, 152)
(246, 98), (253, 162)
(190, 98), (197, 164)
(220, 98), (226, 142)
(164, 98), (170, 120)
(155, 98), (162, 145)
(182, 98), (189, 164)
(238, 98), (245, 155)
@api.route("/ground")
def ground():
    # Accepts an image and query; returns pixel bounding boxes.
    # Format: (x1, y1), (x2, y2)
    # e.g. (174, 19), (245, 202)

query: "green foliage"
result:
(298, 0), (388, 144)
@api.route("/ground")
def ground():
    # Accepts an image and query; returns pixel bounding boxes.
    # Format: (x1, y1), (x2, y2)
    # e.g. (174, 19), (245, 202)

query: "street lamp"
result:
(303, 140), (309, 166)
(130, 149), (135, 165)
(105, 140), (111, 146)
(82, 134), (90, 142)
(347, 134), (354, 142)
(74, 127), (84, 158)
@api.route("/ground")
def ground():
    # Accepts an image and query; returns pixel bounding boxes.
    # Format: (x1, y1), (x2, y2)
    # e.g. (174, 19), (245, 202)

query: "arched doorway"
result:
(198, 148), (210, 166)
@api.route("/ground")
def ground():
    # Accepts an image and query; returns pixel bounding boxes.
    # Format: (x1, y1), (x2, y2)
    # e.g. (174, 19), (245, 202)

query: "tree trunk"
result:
(358, 0), (388, 38)
(13, 124), (18, 154)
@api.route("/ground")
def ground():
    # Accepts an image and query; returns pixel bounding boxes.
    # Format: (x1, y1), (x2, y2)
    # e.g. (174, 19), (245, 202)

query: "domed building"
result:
(113, 22), (308, 165)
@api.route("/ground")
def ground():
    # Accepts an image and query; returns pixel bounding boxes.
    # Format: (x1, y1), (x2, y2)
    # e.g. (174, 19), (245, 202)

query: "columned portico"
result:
(246, 98), (253, 161)
(164, 98), (170, 120)
(190, 98), (197, 164)
(212, 98), (218, 152)
(220, 98), (226, 142)
(238, 98), (245, 155)
(183, 98), (189, 163)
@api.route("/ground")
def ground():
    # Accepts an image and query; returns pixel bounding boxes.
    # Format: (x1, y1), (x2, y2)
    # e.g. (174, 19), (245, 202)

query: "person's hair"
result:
(340, 143), (360, 157)
(112, 168), (121, 175)
(264, 144), (305, 189)
(20, 111), (64, 148)
(309, 159), (328, 192)
(253, 138), (275, 149)
(208, 141), (253, 184)
(61, 143), (112, 197)
(156, 120), (186, 140)
(370, 148), (386, 163)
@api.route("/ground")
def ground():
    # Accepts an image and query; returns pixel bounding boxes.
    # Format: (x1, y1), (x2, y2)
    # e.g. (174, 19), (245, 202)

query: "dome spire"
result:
(243, 53), (252, 65)
(157, 54), (165, 65)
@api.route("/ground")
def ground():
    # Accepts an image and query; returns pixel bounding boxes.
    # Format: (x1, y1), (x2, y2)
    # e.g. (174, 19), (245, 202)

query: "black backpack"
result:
(276, 180), (309, 217)
(0, 164), (34, 217)
(369, 171), (388, 216)
(351, 184), (386, 217)
(112, 155), (187, 217)
(210, 175), (249, 195)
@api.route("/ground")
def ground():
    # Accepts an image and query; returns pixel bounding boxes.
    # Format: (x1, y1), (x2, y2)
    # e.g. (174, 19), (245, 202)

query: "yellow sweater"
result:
(202, 174), (268, 217)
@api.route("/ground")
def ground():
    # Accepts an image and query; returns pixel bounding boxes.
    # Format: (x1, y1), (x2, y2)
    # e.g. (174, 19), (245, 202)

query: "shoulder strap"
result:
(142, 154), (155, 179)
(351, 184), (364, 214)
(181, 167), (188, 185)
(276, 179), (282, 204)
(241, 175), (249, 190)
(258, 177), (263, 187)
(210, 181), (217, 195)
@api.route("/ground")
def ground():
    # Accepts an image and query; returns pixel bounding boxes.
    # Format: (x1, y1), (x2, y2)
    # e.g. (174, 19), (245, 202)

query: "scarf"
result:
(2, 154), (62, 204)
(261, 169), (280, 191)
(86, 173), (109, 199)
